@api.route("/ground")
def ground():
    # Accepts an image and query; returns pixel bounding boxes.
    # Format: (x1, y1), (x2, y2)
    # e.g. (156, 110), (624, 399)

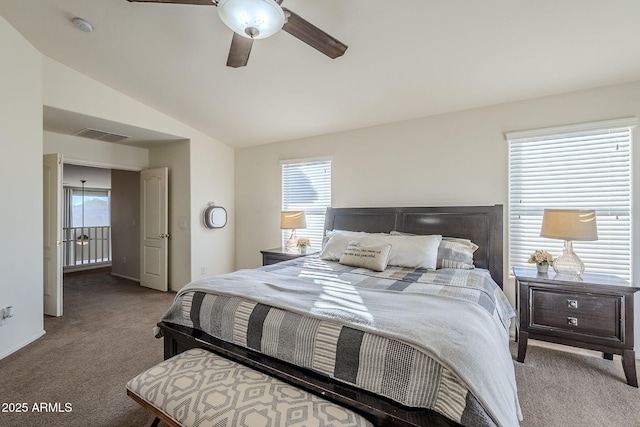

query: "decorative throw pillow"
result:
(320, 230), (388, 261)
(339, 240), (392, 272)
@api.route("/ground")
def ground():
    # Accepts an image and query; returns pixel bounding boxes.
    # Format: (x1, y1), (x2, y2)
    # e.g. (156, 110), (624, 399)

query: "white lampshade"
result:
(281, 211), (306, 230)
(217, 0), (285, 39)
(540, 209), (598, 241)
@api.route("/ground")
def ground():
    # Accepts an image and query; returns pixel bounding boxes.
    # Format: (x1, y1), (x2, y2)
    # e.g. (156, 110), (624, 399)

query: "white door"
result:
(140, 167), (169, 291)
(43, 153), (63, 316)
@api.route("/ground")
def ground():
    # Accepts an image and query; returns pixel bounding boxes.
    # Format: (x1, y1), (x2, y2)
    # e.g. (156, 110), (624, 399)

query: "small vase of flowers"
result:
(528, 250), (554, 274)
(297, 238), (310, 254)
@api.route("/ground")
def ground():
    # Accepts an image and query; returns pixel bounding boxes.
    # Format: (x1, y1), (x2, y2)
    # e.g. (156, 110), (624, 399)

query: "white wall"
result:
(63, 164), (112, 189)
(42, 57), (235, 288)
(0, 25), (235, 358)
(149, 141), (192, 290)
(44, 131), (148, 171)
(190, 137), (235, 279)
(235, 79), (640, 353)
(0, 17), (45, 358)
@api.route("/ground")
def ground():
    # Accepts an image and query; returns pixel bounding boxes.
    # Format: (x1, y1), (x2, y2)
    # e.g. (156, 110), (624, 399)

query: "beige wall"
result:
(149, 141), (192, 290)
(0, 17), (45, 358)
(111, 169), (141, 281)
(235, 79), (640, 351)
(44, 131), (148, 171)
(42, 57), (235, 287)
(1, 21), (235, 358)
(190, 136), (236, 279)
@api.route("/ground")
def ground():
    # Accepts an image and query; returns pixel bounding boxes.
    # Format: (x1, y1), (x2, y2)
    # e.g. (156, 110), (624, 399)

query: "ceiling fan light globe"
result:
(217, 0), (284, 40)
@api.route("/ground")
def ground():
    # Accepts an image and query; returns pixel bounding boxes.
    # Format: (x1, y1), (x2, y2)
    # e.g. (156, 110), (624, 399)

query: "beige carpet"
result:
(0, 270), (176, 427)
(0, 270), (639, 426)
(513, 340), (640, 427)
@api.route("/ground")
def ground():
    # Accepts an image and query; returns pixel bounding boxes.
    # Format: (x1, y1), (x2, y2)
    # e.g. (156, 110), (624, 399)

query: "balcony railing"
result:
(63, 226), (112, 269)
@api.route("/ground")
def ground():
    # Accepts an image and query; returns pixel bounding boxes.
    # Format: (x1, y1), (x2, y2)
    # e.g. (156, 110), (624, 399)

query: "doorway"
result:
(62, 165), (141, 279)
(62, 165), (113, 272)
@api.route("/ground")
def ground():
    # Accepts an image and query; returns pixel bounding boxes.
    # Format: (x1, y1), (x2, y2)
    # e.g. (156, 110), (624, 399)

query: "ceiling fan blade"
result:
(127, 0), (214, 5)
(281, 8), (347, 59)
(227, 33), (253, 68)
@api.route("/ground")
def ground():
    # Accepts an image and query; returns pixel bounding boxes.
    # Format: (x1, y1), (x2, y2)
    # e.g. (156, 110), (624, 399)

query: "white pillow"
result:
(320, 230), (442, 270)
(339, 240), (392, 272)
(385, 234), (441, 269)
(389, 232), (478, 269)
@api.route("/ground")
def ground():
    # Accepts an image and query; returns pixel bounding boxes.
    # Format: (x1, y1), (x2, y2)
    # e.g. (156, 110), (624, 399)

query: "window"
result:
(282, 158), (332, 251)
(72, 188), (110, 227)
(508, 118), (635, 281)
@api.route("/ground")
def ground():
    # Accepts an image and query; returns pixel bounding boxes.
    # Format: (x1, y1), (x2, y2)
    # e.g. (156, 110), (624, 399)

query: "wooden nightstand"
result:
(514, 266), (639, 387)
(260, 247), (317, 266)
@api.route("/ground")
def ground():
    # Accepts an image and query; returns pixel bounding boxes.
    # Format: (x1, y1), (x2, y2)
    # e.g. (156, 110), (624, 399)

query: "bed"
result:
(156, 205), (522, 426)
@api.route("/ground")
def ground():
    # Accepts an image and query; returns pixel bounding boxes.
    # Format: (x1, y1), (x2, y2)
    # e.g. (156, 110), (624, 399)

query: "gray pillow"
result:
(437, 238), (477, 269)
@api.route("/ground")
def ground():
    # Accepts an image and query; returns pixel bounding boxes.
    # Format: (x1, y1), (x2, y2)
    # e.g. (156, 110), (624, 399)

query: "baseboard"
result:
(0, 329), (45, 360)
(110, 272), (140, 283)
(64, 262), (112, 274)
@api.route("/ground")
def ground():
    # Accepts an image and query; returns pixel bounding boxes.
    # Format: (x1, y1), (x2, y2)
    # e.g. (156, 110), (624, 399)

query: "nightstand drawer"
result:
(531, 289), (618, 313)
(263, 253), (291, 265)
(530, 289), (622, 341)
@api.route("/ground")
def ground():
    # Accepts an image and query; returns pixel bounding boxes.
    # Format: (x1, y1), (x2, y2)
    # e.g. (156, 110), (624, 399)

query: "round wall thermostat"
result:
(204, 205), (227, 229)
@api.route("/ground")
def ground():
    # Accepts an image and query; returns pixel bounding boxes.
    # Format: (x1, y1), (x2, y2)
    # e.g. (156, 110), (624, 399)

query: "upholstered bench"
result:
(127, 348), (373, 427)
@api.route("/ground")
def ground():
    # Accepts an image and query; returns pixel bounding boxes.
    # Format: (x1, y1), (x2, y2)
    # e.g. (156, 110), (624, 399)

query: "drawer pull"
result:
(567, 317), (578, 326)
(567, 299), (578, 308)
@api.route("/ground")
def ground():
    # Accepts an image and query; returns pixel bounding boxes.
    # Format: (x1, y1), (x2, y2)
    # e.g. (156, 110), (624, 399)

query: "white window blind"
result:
(508, 118), (636, 281)
(282, 159), (332, 251)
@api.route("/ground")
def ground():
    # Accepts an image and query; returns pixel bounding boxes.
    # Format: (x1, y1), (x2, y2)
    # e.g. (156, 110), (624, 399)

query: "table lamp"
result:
(540, 209), (598, 276)
(281, 211), (306, 252)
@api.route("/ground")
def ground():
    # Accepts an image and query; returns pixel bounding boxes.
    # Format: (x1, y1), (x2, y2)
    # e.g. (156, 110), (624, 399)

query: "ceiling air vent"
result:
(72, 128), (130, 143)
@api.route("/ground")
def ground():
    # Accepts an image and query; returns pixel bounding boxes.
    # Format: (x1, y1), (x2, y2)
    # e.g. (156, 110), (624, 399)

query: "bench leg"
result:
(128, 389), (181, 427)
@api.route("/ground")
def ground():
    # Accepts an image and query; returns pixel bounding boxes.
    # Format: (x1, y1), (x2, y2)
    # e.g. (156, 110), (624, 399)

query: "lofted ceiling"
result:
(3, 1), (640, 149)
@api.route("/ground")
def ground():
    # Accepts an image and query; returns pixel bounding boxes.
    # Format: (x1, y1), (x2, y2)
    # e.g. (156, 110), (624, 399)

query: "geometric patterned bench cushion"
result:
(127, 348), (373, 427)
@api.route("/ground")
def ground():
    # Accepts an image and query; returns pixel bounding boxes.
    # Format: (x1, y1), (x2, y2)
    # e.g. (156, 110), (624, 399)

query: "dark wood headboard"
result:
(324, 205), (504, 288)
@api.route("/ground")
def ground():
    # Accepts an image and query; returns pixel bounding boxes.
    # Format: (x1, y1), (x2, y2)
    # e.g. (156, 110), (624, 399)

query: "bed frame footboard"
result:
(158, 321), (459, 427)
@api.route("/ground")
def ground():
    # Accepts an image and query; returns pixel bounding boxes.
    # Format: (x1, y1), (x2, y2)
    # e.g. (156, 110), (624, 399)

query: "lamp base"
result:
(553, 240), (585, 276)
(285, 229), (298, 253)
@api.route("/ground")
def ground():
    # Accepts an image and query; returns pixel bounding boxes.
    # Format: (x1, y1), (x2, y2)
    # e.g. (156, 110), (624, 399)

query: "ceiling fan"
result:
(127, 0), (348, 68)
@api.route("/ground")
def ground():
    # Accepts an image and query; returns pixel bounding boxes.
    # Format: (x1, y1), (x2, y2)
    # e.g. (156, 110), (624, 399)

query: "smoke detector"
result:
(72, 17), (93, 33)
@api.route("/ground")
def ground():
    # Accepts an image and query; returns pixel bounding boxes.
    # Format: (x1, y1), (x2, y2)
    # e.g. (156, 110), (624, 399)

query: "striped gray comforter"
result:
(161, 256), (522, 427)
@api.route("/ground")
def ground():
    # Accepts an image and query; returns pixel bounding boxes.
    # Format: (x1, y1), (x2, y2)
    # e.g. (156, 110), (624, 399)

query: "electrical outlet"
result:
(201, 267), (206, 275)
(123, 256), (127, 264)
